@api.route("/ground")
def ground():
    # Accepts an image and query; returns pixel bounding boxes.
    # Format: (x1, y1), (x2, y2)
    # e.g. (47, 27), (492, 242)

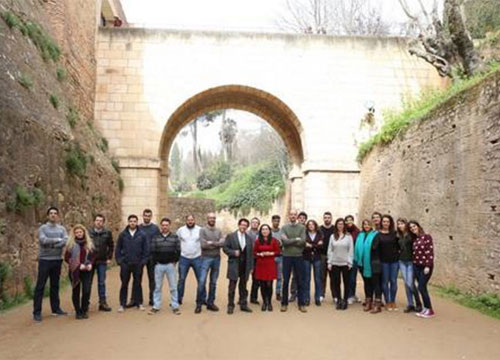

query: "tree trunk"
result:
(444, 0), (484, 76)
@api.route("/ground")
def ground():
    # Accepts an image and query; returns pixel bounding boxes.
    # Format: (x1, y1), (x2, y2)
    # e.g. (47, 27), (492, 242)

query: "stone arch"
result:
(158, 85), (305, 214)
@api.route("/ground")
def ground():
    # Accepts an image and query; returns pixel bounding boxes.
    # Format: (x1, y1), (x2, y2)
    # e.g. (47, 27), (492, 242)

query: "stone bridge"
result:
(94, 28), (444, 222)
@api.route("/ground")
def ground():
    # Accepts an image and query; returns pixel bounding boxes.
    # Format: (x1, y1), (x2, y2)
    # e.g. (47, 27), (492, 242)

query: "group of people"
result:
(32, 206), (436, 322)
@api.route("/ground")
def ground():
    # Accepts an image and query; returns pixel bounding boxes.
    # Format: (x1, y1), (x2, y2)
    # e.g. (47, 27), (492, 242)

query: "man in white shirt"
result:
(176, 214), (203, 312)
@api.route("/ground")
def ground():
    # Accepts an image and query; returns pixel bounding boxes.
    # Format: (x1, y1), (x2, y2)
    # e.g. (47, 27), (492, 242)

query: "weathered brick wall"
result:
(167, 197), (215, 231)
(359, 72), (500, 294)
(0, 0), (121, 297)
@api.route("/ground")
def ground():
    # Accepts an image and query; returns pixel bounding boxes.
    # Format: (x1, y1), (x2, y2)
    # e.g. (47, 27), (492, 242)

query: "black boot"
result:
(267, 284), (273, 312)
(260, 283), (268, 311)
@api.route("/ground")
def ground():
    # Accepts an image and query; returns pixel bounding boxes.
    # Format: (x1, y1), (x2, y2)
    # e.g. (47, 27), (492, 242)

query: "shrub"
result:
(56, 67), (66, 81)
(49, 94), (59, 109)
(1, 11), (21, 29)
(18, 73), (33, 90)
(65, 144), (88, 177)
(66, 106), (79, 128)
(23, 276), (34, 299)
(196, 161), (233, 190)
(6, 185), (44, 213)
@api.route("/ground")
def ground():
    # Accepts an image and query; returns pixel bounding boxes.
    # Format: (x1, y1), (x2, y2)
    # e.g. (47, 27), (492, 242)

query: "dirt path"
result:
(1, 263), (499, 360)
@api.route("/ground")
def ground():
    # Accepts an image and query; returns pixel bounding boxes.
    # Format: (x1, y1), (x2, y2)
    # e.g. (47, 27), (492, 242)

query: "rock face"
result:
(359, 71), (500, 294)
(0, 0), (121, 297)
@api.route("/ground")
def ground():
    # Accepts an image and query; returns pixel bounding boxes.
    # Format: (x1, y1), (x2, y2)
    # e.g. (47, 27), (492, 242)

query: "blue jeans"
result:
(177, 256), (202, 306)
(399, 261), (417, 307)
(275, 256), (283, 295)
(381, 262), (399, 303)
(347, 265), (358, 299)
(281, 256), (306, 306)
(92, 263), (108, 302)
(199, 256), (221, 306)
(303, 258), (322, 303)
(154, 263), (179, 310)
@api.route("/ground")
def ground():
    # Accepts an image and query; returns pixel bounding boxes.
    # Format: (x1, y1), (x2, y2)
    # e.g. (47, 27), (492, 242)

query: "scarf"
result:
(354, 230), (378, 277)
(68, 238), (87, 288)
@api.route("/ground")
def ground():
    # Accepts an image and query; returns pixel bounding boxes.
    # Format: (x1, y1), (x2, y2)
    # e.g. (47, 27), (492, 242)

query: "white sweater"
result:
(327, 233), (353, 267)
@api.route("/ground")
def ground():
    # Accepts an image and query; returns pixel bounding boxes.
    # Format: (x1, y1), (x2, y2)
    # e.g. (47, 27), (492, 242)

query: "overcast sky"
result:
(120, 0), (417, 32)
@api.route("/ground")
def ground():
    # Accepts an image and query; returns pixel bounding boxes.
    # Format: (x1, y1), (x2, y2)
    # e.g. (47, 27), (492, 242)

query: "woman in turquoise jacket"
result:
(354, 219), (378, 312)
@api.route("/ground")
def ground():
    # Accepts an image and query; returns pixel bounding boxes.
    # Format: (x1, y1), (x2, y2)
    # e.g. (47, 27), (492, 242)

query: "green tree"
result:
(170, 142), (182, 182)
(465, 0), (500, 38)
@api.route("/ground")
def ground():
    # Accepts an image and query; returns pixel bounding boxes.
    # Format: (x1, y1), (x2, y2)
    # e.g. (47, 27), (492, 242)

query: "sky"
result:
(120, 0), (416, 32)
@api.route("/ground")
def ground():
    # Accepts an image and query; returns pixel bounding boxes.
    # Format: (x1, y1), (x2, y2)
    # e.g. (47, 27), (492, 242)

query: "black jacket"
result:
(150, 232), (180, 264)
(115, 227), (149, 265)
(89, 228), (113, 264)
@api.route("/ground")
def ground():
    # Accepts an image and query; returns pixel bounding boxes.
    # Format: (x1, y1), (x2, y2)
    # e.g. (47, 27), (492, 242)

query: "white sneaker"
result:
(319, 296), (324, 303)
(415, 308), (427, 317)
(139, 304), (145, 311)
(347, 297), (355, 305)
(118, 306), (124, 313)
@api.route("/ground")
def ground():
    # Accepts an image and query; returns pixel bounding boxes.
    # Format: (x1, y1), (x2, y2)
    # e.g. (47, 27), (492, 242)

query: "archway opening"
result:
(158, 85), (305, 218)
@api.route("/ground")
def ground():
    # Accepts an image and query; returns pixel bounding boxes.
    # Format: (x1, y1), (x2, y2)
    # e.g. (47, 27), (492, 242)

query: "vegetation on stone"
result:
(56, 67), (66, 81)
(66, 106), (79, 128)
(6, 185), (45, 213)
(17, 73), (33, 90)
(118, 177), (124, 192)
(1, 11), (61, 62)
(49, 94), (59, 109)
(65, 144), (88, 177)
(357, 61), (500, 163)
(99, 137), (109, 153)
(111, 158), (120, 173)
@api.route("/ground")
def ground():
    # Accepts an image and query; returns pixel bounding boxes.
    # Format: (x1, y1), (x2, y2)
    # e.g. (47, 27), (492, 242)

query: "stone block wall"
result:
(167, 197), (215, 231)
(359, 72), (500, 294)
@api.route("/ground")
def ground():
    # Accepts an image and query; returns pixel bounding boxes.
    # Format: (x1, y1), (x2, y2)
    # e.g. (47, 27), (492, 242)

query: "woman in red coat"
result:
(253, 224), (281, 312)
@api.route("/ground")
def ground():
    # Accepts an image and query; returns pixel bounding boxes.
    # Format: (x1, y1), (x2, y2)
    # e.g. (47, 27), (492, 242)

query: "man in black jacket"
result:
(115, 214), (149, 312)
(89, 214), (114, 311)
(148, 218), (181, 315)
(138, 209), (160, 307)
(223, 218), (254, 314)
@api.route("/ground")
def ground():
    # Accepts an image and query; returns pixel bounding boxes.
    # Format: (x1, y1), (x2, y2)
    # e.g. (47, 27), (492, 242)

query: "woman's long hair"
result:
(396, 217), (408, 239)
(408, 220), (425, 239)
(66, 224), (94, 252)
(258, 224), (273, 245)
(333, 218), (346, 240)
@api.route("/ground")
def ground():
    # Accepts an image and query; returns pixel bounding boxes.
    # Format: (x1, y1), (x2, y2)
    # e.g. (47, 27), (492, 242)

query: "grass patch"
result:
(24, 21), (60, 62)
(1, 11), (21, 29)
(66, 106), (79, 128)
(2, 11), (61, 62)
(65, 143), (88, 177)
(56, 66), (66, 81)
(6, 185), (45, 213)
(357, 61), (500, 163)
(434, 284), (500, 320)
(49, 94), (59, 109)
(18, 72), (33, 90)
